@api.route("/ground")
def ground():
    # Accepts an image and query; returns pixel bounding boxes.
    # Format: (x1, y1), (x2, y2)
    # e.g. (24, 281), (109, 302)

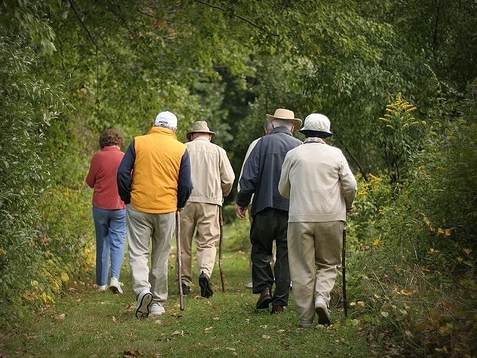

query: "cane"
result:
(342, 225), (348, 317)
(218, 207), (225, 292)
(176, 210), (184, 311)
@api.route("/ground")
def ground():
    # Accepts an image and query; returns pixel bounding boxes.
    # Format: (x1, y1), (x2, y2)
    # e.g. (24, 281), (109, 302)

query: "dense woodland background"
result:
(1, 1), (476, 356)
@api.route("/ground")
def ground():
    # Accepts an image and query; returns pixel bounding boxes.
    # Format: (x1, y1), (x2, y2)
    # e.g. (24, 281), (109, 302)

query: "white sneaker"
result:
(149, 303), (165, 316)
(315, 297), (331, 326)
(135, 290), (153, 319)
(246, 281), (253, 289)
(109, 277), (124, 294)
(97, 284), (107, 292)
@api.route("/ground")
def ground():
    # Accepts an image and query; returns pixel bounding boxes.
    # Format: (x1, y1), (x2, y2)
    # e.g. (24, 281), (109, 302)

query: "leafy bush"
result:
(0, 33), (63, 325)
(346, 87), (477, 357)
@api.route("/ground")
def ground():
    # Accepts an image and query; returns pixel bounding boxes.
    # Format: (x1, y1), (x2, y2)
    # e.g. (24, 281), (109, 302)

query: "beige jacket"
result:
(278, 138), (357, 222)
(186, 138), (235, 206)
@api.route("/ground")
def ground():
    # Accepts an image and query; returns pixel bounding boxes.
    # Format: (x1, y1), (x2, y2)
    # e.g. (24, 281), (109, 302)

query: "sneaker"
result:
(246, 281), (253, 289)
(109, 277), (124, 294)
(149, 303), (165, 316)
(315, 297), (331, 326)
(199, 271), (213, 298)
(97, 284), (107, 292)
(135, 290), (153, 319)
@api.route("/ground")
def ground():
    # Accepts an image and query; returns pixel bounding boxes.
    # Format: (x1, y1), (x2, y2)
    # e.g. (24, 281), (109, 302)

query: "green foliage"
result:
(346, 83), (477, 355)
(377, 93), (428, 184)
(0, 29), (61, 324)
(0, 3), (85, 326)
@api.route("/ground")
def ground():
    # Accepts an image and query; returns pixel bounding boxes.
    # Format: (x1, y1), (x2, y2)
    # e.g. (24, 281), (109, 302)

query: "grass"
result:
(0, 222), (372, 358)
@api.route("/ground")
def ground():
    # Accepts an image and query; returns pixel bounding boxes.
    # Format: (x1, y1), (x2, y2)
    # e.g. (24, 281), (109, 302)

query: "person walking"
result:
(85, 128), (127, 294)
(237, 120), (272, 289)
(117, 111), (193, 318)
(236, 108), (302, 314)
(179, 121), (235, 298)
(278, 113), (357, 328)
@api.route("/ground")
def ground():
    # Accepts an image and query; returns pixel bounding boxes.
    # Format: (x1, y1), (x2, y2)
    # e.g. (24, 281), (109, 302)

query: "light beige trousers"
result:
(287, 221), (344, 326)
(179, 202), (220, 286)
(126, 204), (175, 304)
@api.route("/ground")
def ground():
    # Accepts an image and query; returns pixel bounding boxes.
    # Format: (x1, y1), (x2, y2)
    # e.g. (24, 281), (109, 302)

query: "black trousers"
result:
(250, 208), (290, 306)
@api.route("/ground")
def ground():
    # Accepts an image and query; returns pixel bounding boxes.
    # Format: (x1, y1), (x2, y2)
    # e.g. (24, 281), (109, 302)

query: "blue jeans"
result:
(93, 206), (126, 286)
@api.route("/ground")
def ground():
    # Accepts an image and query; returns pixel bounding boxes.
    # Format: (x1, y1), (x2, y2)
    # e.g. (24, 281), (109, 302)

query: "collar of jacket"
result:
(147, 126), (177, 139)
(304, 137), (325, 144)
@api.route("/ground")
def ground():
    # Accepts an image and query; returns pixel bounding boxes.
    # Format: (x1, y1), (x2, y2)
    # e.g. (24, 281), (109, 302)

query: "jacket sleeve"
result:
(116, 140), (135, 204)
(85, 154), (97, 188)
(338, 151), (358, 210)
(236, 141), (260, 207)
(177, 149), (193, 209)
(219, 148), (235, 198)
(278, 153), (291, 199)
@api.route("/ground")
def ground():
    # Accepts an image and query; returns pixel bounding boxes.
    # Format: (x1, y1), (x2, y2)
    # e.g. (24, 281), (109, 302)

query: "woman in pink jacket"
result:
(86, 129), (127, 294)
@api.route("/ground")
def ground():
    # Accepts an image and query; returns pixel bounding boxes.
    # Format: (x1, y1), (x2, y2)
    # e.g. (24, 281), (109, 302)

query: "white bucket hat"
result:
(266, 108), (302, 128)
(299, 113), (332, 137)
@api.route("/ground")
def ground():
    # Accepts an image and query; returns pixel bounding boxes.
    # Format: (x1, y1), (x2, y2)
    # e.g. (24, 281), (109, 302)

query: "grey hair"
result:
(271, 119), (294, 130)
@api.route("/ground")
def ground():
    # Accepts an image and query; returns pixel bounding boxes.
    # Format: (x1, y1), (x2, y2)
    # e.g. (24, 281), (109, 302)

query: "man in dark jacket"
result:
(236, 108), (302, 314)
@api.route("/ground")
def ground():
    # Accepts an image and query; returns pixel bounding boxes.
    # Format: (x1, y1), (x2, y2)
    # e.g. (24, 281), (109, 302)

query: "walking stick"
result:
(176, 210), (184, 311)
(342, 225), (348, 317)
(218, 207), (225, 292)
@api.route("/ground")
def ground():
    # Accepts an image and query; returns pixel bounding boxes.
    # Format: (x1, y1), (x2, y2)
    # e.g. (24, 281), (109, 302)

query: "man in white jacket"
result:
(278, 113), (357, 328)
(179, 121), (235, 298)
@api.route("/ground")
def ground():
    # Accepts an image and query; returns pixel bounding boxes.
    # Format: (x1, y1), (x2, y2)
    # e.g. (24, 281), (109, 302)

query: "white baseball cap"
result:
(154, 111), (178, 129)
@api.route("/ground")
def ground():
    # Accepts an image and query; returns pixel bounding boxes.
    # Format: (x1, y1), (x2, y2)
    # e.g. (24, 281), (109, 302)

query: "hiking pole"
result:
(342, 225), (348, 317)
(176, 210), (184, 311)
(218, 207), (225, 292)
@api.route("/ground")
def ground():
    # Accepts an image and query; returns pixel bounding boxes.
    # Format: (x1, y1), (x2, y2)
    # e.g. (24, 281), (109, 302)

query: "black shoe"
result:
(270, 304), (285, 314)
(256, 287), (272, 309)
(199, 272), (213, 298)
(181, 283), (190, 295)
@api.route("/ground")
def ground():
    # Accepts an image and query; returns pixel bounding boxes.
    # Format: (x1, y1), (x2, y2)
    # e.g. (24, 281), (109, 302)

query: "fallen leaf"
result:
(261, 334), (271, 339)
(123, 349), (142, 357)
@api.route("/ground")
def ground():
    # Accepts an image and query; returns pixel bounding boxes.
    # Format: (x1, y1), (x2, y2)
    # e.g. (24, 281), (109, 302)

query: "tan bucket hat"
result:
(186, 121), (216, 141)
(266, 108), (302, 128)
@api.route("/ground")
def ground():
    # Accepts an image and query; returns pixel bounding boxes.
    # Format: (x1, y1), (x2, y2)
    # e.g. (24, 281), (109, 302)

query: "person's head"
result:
(266, 108), (302, 132)
(154, 111), (178, 132)
(186, 121), (216, 141)
(99, 128), (124, 149)
(263, 120), (273, 135)
(299, 113), (333, 139)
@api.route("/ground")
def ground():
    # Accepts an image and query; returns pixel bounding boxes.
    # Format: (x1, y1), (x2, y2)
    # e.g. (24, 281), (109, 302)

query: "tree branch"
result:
(194, 0), (278, 36)
(68, 0), (103, 54)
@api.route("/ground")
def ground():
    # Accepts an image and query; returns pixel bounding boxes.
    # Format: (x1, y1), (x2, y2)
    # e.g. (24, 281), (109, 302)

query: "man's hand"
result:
(236, 205), (247, 220)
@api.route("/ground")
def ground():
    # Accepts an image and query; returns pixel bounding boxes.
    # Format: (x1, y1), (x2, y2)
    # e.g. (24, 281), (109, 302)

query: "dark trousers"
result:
(250, 208), (290, 306)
